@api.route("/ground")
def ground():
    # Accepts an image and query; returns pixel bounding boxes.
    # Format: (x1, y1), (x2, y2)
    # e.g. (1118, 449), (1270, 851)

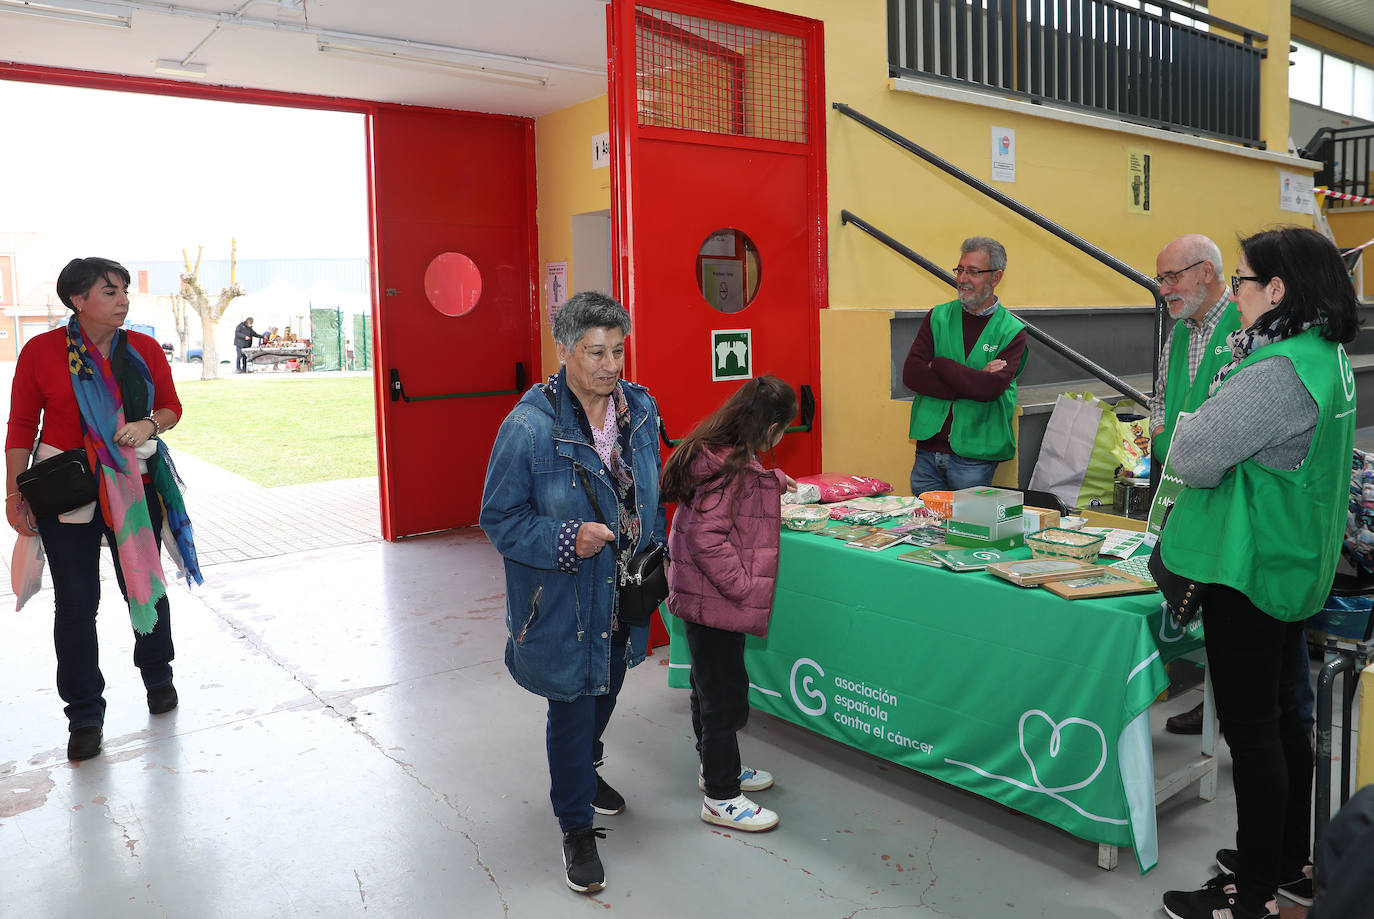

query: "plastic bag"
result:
(1028, 393), (1143, 510)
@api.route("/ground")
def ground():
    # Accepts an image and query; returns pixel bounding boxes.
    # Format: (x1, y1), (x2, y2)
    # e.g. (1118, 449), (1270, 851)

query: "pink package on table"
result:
(796, 473), (893, 503)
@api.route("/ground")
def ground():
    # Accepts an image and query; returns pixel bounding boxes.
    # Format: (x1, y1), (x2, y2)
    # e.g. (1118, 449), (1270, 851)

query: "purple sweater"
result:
(667, 448), (787, 637)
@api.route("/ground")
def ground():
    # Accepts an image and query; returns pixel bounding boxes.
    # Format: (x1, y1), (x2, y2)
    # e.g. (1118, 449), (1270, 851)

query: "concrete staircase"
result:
(889, 303), (1374, 489)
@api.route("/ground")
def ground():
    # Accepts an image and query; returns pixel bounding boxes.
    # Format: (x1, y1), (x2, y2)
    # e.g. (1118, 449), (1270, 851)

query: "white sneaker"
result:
(698, 766), (774, 793)
(700, 794), (779, 832)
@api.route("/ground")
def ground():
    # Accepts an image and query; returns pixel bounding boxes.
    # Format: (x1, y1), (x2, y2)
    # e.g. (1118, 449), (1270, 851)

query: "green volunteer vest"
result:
(1161, 328), (1356, 621)
(908, 300), (1027, 462)
(1153, 305), (1243, 466)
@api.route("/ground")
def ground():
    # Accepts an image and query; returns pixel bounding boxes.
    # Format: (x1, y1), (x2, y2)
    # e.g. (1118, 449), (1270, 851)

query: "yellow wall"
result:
(534, 95), (612, 375)
(1292, 17), (1374, 67)
(535, 0), (1323, 492)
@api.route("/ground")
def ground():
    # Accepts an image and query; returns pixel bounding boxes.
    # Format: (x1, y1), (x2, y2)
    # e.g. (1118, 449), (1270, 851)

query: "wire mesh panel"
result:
(635, 5), (808, 143)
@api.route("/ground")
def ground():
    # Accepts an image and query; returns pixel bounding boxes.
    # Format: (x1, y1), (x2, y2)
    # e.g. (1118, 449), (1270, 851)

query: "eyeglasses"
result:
(1153, 259), (1206, 287)
(952, 266), (998, 277)
(1230, 274), (1264, 295)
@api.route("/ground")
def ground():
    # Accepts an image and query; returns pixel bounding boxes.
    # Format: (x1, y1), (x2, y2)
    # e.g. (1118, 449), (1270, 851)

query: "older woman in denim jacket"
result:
(480, 291), (666, 896)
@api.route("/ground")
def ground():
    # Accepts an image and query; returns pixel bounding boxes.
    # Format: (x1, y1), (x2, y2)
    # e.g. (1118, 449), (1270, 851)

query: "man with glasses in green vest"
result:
(903, 236), (1028, 496)
(1148, 234), (1242, 736)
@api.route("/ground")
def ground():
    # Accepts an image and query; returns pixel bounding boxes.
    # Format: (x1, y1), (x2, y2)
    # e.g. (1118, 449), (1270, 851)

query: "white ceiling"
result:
(0, 0), (613, 117)
(1294, 1), (1374, 46)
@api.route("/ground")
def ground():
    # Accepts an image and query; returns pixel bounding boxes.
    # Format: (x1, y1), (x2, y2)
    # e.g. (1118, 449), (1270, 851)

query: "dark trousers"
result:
(1202, 585), (1312, 908)
(684, 620), (750, 800)
(546, 626), (628, 833)
(37, 482), (174, 731)
(235, 346), (248, 372)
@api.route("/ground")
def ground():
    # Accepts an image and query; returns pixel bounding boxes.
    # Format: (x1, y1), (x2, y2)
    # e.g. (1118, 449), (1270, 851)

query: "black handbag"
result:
(1147, 539), (1208, 630)
(576, 466), (668, 625)
(16, 448), (98, 518)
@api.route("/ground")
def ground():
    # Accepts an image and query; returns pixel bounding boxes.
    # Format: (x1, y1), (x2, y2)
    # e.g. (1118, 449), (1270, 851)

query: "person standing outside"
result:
(233, 316), (266, 373)
(480, 291), (667, 896)
(903, 236), (1028, 496)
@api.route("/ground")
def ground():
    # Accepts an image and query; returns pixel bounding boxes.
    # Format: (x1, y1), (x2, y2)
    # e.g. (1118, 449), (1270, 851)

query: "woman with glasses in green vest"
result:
(1159, 227), (1359, 919)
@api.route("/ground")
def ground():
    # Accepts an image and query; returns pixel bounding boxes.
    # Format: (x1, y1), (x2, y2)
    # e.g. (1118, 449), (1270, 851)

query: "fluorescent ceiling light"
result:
(154, 58), (208, 78)
(0, 0), (131, 28)
(316, 38), (549, 87)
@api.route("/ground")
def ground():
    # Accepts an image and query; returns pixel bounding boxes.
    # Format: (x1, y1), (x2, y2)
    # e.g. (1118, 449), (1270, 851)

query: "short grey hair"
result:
(552, 291), (632, 350)
(961, 236), (1007, 271)
(1185, 235), (1224, 278)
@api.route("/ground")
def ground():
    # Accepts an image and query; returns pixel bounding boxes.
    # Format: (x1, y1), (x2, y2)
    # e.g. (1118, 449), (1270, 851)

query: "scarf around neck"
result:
(67, 316), (202, 634)
(1209, 319), (1316, 396)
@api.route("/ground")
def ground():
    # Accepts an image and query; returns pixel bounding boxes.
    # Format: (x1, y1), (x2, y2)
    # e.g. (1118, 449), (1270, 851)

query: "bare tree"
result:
(168, 291), (192, 361)
(180, 240), (244, 380)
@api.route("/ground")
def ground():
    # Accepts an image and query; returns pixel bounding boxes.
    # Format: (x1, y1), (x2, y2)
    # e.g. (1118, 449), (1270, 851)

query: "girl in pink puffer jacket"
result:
(661, 375), (797, 833)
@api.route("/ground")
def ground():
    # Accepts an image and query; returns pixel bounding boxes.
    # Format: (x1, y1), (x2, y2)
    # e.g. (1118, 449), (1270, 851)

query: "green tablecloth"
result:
(666, 526), (1204, 872)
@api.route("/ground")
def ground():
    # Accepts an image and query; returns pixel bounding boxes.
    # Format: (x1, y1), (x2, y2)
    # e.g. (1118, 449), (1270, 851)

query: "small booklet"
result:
(846, 530), (908, 552)
(1081, 527), (1150, 559)
(828, 524), (879, 541)
(930, 547), (1007, 571)
(896, 547), (945, 567)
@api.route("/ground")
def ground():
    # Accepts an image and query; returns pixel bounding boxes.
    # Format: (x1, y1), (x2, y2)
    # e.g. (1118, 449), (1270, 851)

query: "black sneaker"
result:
(561, 826), (606, 894)
(1215, 847), (1314, 906)
(67, 725), (102, 761)
(592, 772), (625, 816)
(147, 684), (179, 715)
(1163, 874), (1277, 919)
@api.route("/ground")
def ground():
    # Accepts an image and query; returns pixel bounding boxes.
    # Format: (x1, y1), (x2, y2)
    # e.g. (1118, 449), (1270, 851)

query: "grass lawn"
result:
(171, 375), (377, 487)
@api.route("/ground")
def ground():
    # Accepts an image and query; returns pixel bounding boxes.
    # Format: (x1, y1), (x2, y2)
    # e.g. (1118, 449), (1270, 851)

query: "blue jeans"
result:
(546, 626), (628, 833)
(910, 450), (998, 496)
(36, 482), (174, 731)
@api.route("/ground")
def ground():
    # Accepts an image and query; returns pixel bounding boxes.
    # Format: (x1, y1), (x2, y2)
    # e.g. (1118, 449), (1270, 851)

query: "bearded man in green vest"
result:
(903, 237), (1028, 495)
(1148, 234), (1243, 737)
(1149, 234), (1242, 467)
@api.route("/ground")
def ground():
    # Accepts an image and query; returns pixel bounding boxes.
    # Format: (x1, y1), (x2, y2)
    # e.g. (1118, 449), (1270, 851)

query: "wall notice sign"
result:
(545, 262), (568, 324)
(711, 329), (752, 381)
(700, 258), (745, 313)
(1126, 148), (1151, 213)
(592, 132), (610, 169)
(1279, 171), (1314, 213)
(990, 126), (1016, 182)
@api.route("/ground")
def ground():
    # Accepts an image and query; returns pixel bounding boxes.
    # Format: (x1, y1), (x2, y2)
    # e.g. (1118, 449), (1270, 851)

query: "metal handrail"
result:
(832, 101), (1165, 400)
(842, 210), (1149, 407)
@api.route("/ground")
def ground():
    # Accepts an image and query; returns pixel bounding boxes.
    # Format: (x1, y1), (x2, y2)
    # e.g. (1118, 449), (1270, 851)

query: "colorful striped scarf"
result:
(67, 316), (202, 635)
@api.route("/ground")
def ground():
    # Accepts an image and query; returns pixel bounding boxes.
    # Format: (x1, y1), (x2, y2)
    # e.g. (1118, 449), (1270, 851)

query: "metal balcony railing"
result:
(1304, 125), (1374, 209)
(888, 0), (1268, 147)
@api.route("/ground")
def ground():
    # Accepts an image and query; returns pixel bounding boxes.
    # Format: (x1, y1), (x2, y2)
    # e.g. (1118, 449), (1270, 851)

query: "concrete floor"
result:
(2, 514), (1341, 919)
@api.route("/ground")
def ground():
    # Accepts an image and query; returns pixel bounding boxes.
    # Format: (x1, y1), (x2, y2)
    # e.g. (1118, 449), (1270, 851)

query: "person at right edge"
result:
(1147, 234), (1242, 737)
(903, 236), (1028, 496)
(661, 375), (798, 834)
(1159, 226), (1358, 919)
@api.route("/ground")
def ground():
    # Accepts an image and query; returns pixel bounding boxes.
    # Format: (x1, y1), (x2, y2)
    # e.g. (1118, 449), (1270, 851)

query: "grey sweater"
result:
(1169, 355), (1317, 489)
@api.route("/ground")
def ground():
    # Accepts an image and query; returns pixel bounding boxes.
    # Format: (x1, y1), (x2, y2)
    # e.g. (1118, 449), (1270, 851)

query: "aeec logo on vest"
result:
(1339, 345), (1356, 402)
(982, 343), (999, 353)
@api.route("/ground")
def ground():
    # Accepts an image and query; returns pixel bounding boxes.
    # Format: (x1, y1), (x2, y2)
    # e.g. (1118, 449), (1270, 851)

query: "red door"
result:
(369, 106), (538, 539)
(608, 0), (826, 473)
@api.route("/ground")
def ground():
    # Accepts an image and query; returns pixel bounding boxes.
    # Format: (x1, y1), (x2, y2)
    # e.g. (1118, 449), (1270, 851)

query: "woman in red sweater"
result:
(5, 257), (201, 762)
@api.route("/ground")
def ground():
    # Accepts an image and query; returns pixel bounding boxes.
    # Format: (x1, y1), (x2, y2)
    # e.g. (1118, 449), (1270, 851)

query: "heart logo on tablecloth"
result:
(1017, 709), (1107, 793)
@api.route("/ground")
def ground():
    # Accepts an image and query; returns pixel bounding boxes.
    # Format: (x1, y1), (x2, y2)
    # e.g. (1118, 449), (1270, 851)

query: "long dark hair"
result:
(660, 375), (798, 509)
(1239, 226), (1358, 343)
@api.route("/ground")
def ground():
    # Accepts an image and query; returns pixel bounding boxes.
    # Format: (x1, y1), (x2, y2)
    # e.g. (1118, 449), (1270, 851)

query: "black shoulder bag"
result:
(543, 384), (668, 624)
(17, 448), (98, 518)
